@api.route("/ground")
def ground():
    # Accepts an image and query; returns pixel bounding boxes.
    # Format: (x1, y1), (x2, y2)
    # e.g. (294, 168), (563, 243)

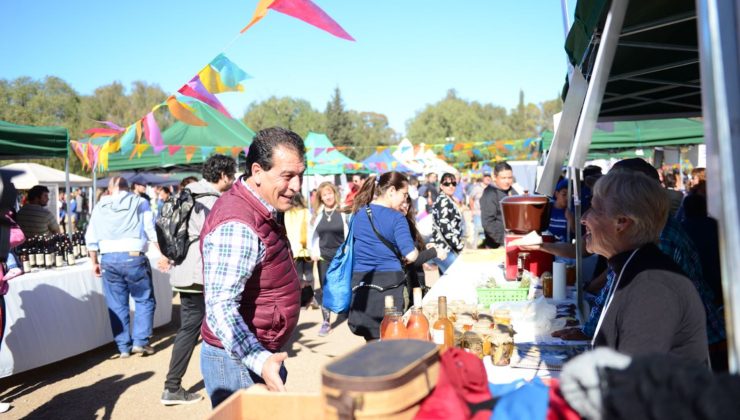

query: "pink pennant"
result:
(268, 0), (355, 41)
(178, 76), (233, 118)
(84, 128), (121, 136)
(143, 112), (165, 154)
(168, 145), (182, 156)
(95, 120), (126, 132)
(313, 147), (324, 157)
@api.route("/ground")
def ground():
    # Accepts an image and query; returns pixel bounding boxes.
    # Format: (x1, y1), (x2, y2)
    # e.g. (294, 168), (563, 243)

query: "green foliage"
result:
(324, 87), (354, 150)
(242, 96), (326, 138)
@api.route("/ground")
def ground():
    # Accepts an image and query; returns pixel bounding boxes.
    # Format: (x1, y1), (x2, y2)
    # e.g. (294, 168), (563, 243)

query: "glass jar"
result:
(493, 309), (511, 326)
(542, 272), (553, 298)
(473, 322), (493, 356)
(462, 330), (484, 359)
(490, 324), (515, 366)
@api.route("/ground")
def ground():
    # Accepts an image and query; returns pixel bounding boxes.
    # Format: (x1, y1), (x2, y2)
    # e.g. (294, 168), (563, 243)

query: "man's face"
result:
(134, 184), (146, 194)
(482, 175), (492, 186)
(554, 189), (568, 208)
(494, 170), (513, 190)
(39, 192), (50, 206)
(252, 146), (305, 212)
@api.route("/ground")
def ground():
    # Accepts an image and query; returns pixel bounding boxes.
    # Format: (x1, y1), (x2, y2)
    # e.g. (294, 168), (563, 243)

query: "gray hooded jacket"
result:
(168, 179), (222, 289)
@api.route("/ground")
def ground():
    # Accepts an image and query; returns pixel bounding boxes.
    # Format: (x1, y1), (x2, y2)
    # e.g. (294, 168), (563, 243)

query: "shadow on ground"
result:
(0, 302), (181, 404)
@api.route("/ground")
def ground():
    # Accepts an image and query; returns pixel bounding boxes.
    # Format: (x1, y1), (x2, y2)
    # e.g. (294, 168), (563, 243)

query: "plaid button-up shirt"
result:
(202, 180), (276, 375)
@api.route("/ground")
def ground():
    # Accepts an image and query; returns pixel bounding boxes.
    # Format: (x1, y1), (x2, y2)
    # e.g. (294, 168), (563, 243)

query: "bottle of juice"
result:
(431, 296), (454, 350)
(406, 288), (430, 340)
(379, 295), (408, 340)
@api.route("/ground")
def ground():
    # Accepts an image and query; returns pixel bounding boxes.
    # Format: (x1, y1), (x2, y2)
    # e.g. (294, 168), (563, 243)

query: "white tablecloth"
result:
(0, 254), (172, 377)
(423, 251), (580, 384)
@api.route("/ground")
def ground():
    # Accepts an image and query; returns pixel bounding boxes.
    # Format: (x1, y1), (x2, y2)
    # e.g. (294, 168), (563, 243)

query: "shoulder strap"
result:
(365, 206), (403, 262)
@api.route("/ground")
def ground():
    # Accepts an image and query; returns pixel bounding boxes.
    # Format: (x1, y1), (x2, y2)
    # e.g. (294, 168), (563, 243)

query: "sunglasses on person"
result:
(441, 181), (457, 187)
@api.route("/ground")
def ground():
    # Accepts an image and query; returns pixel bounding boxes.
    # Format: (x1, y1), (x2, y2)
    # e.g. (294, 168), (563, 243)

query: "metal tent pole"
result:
(64, 157), (72, 237)
(567, 0), (630, 320)
(697, 0), (740, 373)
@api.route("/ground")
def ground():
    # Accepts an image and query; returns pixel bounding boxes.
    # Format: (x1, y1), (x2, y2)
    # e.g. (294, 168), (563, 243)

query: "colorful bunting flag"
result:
(168, 145), (182, 156)
(185, 146), (197, 162)
(241, 0), (355, 41)
(143, 112), (165, 154)
(166, 96), (208, 126)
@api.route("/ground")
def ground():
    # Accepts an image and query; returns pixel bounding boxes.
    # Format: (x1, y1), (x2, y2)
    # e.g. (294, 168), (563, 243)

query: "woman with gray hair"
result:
(583, 170), (708, 364)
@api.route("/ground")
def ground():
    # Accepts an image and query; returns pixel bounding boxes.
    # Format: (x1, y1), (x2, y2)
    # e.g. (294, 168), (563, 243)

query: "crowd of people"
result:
(0, 123), (727, 415)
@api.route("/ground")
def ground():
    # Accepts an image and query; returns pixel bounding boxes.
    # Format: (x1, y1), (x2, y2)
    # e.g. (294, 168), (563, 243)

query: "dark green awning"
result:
(0, 120), (69, 158)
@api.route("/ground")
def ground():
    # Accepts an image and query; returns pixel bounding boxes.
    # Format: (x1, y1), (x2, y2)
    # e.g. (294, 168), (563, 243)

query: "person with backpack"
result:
(157, 154), (236, 406)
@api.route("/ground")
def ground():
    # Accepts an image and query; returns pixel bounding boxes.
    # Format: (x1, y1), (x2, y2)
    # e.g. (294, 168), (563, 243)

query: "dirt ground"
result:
(0, 270), (439, 419)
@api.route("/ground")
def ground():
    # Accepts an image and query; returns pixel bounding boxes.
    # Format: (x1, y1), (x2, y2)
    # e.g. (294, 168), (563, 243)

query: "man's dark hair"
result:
(243, 127), (306, 178)
(202, 154), (237, 183)
(27, 185), (50, 201)
(611, 158), (660, 183)
(493, 161), (512, 176)
(583, 165), (603, 178)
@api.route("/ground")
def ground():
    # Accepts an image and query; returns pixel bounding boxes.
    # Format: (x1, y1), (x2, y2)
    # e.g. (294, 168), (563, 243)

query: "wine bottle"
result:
(55, 245), (65, 268)
(44, 241), (55, 268)
(431, 296), (454, 350)
(406, 288), (431, 341)
(19, 248), (31, 273)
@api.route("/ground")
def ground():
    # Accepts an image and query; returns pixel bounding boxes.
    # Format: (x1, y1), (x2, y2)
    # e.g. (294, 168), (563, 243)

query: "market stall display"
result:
(0, 250), (172, 377)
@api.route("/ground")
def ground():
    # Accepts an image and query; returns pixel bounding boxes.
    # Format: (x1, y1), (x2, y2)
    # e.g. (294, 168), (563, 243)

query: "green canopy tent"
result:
(303, 132), (367, 175)
(541, 118), (704, 157)
(0, 120), (69, 159)
(103, 99), (256, 172)
(0, 120), (74, 232)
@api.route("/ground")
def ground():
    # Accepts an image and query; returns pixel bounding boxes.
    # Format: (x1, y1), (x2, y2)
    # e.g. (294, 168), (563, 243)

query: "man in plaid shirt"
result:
(199, 128), (306, 407)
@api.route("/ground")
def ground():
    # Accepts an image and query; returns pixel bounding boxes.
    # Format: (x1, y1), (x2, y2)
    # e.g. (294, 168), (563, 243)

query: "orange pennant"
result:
(185, 146), (197, 162)
(166, 96), (208, 126)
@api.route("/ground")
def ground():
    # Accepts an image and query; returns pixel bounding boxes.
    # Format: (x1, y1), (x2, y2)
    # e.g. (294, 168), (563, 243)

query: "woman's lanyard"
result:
(591, 248), (641, 347)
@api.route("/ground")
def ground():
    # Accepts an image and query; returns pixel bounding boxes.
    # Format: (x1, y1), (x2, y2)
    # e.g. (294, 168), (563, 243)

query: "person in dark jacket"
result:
(480, 161), (516, 248)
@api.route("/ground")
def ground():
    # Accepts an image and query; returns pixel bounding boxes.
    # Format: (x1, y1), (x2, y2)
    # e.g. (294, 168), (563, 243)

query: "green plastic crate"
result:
(476, 287), (529, 305)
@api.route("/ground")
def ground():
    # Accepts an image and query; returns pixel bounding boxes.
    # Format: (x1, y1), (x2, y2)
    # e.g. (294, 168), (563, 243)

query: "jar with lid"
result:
(493, 309), (511, 326)
(473, 321), (493, 356)
(462, 330), (484, 358)
(491, 324), (515, 366)
(542, 272), (553, 298)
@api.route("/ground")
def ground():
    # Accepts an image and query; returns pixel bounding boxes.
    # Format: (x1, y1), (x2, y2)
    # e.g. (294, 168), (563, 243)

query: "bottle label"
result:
(67, 254), (76, 266)
(29, 255), (36, 266)
(55, 255), (64, 267)
(45, 255), (54, 267)
(23, 261), (31, 273)
(431, 328), (445, 345)
(81, 245), (87, 256)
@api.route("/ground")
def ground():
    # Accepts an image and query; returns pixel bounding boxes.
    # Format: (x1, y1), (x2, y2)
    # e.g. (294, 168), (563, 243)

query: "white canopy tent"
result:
(2, 163), (92, 190)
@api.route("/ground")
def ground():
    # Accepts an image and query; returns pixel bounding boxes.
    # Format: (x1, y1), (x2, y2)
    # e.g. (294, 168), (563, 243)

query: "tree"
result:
(243, 96), (325, 138)
(324, 87), (353, 149)
(406, 89), (514, 144)
(346, 111), (397, 160)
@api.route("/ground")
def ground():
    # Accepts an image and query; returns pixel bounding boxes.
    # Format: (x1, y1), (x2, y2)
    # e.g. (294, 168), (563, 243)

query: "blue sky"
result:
(0, 0), (573, 135)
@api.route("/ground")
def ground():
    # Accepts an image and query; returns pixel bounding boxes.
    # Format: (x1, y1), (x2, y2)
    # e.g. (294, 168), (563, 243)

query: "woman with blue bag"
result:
(308, 182), (349, 337)
(346, 172), (419, 341)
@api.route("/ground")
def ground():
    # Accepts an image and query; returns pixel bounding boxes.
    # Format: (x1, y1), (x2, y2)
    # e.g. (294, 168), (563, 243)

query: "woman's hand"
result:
(435, 246), (448, 261)
(157, 256), (171, 272)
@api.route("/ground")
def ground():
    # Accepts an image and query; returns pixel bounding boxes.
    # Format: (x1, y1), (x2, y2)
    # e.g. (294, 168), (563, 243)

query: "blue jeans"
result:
(434, 250), (459, 274)
(100, 253), (156, 353)
(201, 341), (288, 408)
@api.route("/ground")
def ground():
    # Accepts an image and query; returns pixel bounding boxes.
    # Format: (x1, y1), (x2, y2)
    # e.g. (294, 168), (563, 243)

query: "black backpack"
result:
(155, 189), (218, 264)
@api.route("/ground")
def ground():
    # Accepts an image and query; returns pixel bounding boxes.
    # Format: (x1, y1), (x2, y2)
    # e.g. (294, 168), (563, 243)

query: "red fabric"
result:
(546, 379), (582, 420)
(416, 348), (493, 420)
(200, 181), (301, 352)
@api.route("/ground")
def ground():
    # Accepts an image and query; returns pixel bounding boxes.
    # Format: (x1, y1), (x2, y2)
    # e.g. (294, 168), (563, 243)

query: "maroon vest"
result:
(200, 180), (300, 352)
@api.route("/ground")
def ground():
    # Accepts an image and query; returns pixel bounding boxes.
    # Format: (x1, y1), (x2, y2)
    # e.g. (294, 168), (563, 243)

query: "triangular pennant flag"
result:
(199, 64), (245, 94)
(201, 146), (215, 159)
(243, 147), (250, 157)
(168, 145), (182, 156)
(119, 125), (136, 155)
(95, 120), (126, 132)
(178, 76), (232, 118)
(166, 96), (208, 126)
(242, 0), (355, 41)
(185, 146), (197, 162)
(231, 147), (242, 157)
(135, 144), (150, 158)
(135, 120), (143, 144)
(143, 112), (165, 154)
(98, 141), (110, 171)
(215, 146), (229, 155)
(313, 147), (324, 157)
(209, 54), (251, 89)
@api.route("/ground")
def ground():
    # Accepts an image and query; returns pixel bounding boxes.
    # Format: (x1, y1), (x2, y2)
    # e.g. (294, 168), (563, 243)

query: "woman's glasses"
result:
(441, 181), (457, 187)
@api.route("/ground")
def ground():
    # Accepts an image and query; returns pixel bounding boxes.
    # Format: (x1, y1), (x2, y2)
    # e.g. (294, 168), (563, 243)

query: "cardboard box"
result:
(207, 385), (323, 420)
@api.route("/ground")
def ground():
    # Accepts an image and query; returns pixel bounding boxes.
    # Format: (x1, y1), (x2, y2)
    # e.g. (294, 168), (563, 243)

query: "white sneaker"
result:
(0, 402), (11, 413)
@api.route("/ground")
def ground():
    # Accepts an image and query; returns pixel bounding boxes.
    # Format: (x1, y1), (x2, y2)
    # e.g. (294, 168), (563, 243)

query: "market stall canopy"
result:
(303, 132), (367, 175)
(362, 149), (416, 174)
(0, 120), (69, 159)
(95, 172), (179, 188)
(392, 138), (428, 174)
(79, 98), (255, 172)
(1, 162), (91, 189)
(563, 0), (701, 121)
(541, 118), (703, 151)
